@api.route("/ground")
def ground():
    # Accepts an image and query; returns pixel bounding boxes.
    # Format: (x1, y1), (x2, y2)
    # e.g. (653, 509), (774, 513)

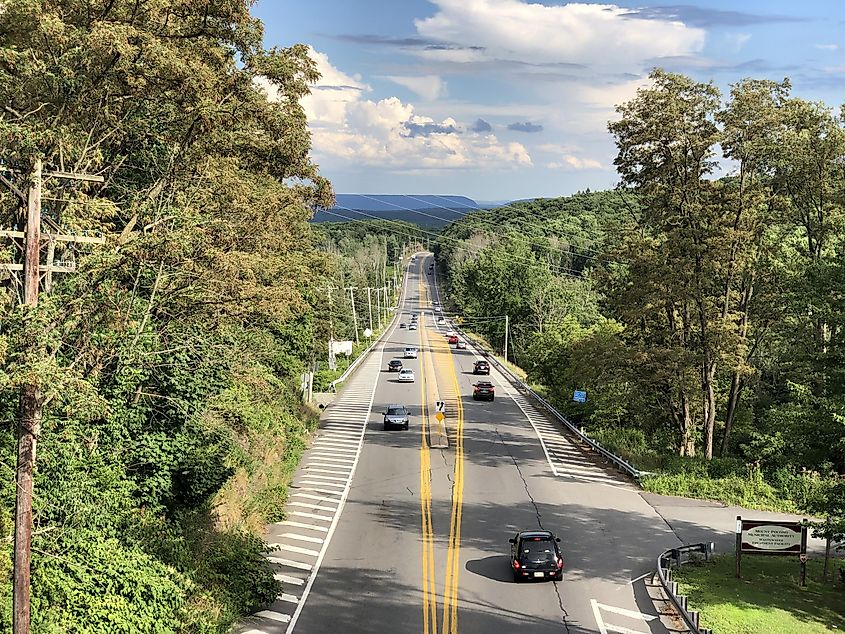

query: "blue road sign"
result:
(573, 390), (587, 403)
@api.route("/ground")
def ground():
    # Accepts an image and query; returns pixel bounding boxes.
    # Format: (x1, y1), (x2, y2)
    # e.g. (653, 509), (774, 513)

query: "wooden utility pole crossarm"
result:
(0, 158), (106, 634)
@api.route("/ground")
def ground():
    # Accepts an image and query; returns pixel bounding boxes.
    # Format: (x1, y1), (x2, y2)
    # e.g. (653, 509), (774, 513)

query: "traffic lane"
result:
(293, 269), (428, 633)
(428, 328), (674, 632)
(454, 390), (677, 633)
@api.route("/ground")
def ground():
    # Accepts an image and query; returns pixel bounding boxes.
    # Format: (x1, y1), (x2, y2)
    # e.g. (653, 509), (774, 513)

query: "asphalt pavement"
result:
(241, 254), (686, 634)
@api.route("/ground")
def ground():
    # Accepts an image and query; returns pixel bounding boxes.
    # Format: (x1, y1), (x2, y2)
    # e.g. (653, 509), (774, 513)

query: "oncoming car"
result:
(397, 369), (415, 383)
(387, 359), (403, 372)
(383, 404), (410, 430)
(509, 530), (563, 582)
(409, 323), (418, 331)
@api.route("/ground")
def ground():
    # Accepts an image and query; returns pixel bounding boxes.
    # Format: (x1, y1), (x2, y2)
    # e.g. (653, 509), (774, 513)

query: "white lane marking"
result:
(304, 466), (351, 475)
(270, 543), (321, 557)
(280, 520), (329, 533)
(591, 599), (655, 634)
(628, 572), (651, 584)
(312, 439), (358, 446)
(592, 599), (609, 634)
(275, 573), (305, 585)
(255, 610), (291, 623)
(290, 493), (341, 503)
(242, 629), (267, 634)
(305, 456), (355, 465)
(294, 487), (344, 496)
(280, 533), (325, 544)
(594, 602), (656, 621)
(287, 257), (407, 633)
(279, 593), (299, 604)
(267, 557), (312, 571)
(605, 625), (651, 634)
(289, 510), (334, 522)
(307, 447), (357, 455)
(287, 501), (338, 511)
(298, 480), (346, 488)
(295, 473), (347, 482)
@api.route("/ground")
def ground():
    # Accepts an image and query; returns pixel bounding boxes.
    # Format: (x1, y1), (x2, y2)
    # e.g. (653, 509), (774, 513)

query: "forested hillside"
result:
(0, 2), (339, 631)
(438, 72), (845, 529)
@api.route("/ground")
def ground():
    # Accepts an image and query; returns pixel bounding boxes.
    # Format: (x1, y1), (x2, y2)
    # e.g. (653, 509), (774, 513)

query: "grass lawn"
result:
(674, 555), (845, 634)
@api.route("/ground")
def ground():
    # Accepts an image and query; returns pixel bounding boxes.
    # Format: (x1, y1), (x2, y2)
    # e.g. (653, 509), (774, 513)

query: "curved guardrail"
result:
(453, 324), (642, 480)
(656, 543), (714, 634)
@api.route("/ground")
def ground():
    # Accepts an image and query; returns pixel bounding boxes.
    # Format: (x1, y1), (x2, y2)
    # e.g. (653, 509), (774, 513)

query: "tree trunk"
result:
(702, 359), (717, 460)
(720, 370), (743, 456)
(680, 385), (695, 456)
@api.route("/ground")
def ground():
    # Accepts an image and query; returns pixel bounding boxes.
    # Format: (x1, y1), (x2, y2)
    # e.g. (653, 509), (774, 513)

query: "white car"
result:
(398, 369), (415, 382)
(446, 330), (455, 337)
(404, 347), (418, 359)
(456, 340), (467, 350)
(438, 318), (446, 325)
(409, 323), (418, 331)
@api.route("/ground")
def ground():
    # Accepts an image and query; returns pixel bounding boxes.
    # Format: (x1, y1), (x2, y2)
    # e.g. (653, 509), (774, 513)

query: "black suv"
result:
(473, 360), (490, 375)
(383, 404), (410, 430)
(509, 530), (563, 582)
(473, 381), (494, 401)
(387, 359), (403, 372)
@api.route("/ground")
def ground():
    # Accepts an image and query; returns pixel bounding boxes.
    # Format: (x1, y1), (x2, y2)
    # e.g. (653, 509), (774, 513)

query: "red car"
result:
(448, 335), (459, 344)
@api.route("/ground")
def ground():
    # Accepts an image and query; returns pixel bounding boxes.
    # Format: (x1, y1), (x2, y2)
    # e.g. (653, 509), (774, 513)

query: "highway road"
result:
(241, 254), (682, 634)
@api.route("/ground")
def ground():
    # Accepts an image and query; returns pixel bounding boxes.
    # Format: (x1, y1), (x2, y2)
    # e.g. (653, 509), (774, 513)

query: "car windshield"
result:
(521, 539), (556, 562)
(386, 407), (406, 416)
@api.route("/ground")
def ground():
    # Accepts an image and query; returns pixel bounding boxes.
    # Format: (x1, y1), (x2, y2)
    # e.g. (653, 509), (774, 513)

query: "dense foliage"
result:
(0, 1), (335, 631)
(438, 71), (845, 520)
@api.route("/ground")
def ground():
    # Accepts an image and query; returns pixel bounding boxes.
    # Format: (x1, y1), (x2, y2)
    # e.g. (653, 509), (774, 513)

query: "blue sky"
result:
(253, 0), (845, 201)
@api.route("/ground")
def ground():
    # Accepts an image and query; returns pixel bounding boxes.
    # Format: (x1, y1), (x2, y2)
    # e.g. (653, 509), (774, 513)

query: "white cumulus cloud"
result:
(546, 155), (602, 170)
(414, 0), (706, 68)
(382, 75), (446, 100)
(295, 49), (531, 170)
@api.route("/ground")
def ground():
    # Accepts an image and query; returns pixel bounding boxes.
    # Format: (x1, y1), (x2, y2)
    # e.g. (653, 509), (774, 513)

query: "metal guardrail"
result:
(453, 325), (642, 480)
(656, 543), (715, 634)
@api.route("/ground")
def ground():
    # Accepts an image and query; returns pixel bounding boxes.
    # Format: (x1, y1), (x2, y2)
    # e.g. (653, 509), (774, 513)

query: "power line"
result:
(424, 193), (628, 264)
(322, 205), (585, 280)
(353, 192), (622, 266)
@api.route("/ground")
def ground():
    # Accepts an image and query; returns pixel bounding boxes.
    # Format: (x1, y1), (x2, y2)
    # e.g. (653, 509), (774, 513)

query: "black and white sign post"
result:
(736, 516), (808, 586)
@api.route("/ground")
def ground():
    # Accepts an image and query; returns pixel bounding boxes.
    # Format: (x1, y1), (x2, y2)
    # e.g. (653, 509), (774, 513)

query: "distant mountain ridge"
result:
(312, 194), (489, 228)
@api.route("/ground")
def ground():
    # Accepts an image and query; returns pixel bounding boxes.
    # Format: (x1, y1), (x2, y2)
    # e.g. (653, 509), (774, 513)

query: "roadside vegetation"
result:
(674, 555), (845, 634)
(437, 71), (845, 528)
(0, 2), (360, 631)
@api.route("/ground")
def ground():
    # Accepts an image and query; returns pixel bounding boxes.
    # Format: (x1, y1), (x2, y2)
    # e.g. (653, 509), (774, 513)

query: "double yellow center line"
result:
(417, 275), (466, 634)
(418, 281), (438, 632)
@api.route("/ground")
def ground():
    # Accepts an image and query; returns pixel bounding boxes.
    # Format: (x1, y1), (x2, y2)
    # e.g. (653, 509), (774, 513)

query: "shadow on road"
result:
(466, 555), (513, 583)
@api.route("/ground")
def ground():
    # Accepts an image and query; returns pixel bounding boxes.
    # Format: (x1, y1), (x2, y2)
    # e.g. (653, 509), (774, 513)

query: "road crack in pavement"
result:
(439, 447), (454, 486)
(496, 428), (543, 530)
(497, 428), (571, 633)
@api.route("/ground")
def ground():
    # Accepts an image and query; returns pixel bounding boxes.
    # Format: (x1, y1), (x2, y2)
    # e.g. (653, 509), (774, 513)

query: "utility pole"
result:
(1, 159), (105, 634)
(365, 287), (373, 331)
(346, 286), (359, 344)
(504, 315), (509, 364)
(375, 283), (382, 330)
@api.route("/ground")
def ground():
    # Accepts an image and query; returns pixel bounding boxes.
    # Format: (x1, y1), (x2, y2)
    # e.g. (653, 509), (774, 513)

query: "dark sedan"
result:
(387, 359), (403, 372)
(509, 530), (563, 582)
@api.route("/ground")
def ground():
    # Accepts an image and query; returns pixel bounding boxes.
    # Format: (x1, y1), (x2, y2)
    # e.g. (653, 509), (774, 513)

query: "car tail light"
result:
(512, 560), (520, 569)
(556, 558), (564, 569)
